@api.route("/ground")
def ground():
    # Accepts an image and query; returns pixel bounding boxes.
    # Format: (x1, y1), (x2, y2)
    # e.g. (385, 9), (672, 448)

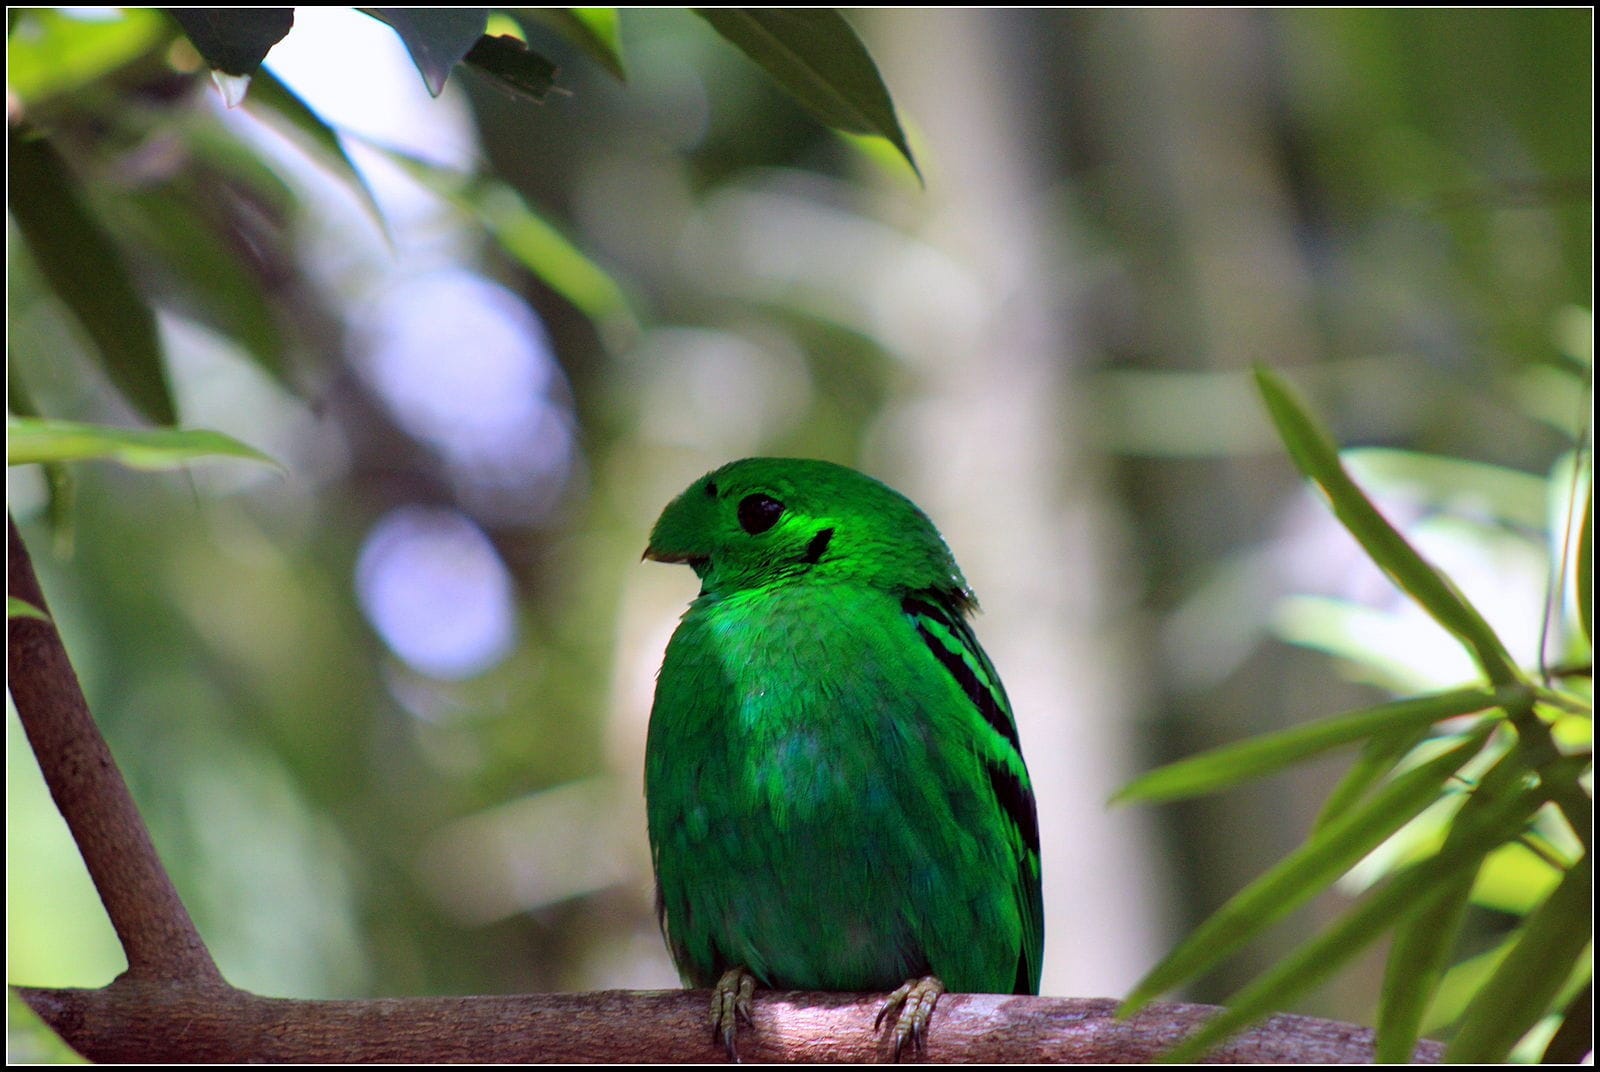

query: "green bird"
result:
(643, 457), (1043, 1060)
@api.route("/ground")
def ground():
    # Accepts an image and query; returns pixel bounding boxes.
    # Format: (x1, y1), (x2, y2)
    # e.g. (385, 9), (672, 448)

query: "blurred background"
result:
(7, 8), (1590, 1059)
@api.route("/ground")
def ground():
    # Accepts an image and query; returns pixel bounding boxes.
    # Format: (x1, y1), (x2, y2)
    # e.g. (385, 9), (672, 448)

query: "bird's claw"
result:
(875, 975), (945, 1061)
(710, 966), (756, 1061)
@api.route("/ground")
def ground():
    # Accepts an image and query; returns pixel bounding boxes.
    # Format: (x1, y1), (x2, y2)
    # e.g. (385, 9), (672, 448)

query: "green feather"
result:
(644, 457), (1043, 1014)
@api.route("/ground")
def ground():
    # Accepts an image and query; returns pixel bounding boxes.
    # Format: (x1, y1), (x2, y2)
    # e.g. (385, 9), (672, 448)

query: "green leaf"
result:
(1120, 727), (1493, 1015)
(462, 33), (559, 101)
(524, 8), (625, 81)
(1112, 686), (1514, 805)
(694, 9), (920, 181)
(8, 597), (51, 623)
(242, 68), (389, 240)
(168, 8), (294, 76)
(7, 126), (176, 426)
(1254, 367), (1522, 686)
(7, 418), (280, 471)
(5, 8), (169, 103)
(1313, 724), (1433, 832)
(1157, 778), (1547, 1062)
(1447, 858), (1592, 1062)
(362, 8), (488, 96)
(370, 144), (637, 343)
(1375, 871), (1473, 1062)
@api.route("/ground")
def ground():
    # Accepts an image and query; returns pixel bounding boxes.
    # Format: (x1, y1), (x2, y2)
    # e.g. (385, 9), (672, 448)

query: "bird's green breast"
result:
(645, 580), (1031, 993)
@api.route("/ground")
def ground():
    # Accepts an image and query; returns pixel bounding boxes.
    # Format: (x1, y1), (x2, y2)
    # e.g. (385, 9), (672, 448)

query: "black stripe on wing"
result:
(902, 596), (1022, 756)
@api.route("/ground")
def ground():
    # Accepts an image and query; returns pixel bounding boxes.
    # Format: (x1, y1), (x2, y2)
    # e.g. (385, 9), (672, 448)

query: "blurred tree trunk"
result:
(868, 9), (1171, 998)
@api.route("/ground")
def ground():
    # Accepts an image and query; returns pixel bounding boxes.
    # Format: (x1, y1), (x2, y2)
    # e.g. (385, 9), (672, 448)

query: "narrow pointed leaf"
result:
(371, 143), (635, 339)
(1158, 781), (1547, 1062)
(694, 9), (919, 180)
(1541, 980), (1593, 1063)
(1447, 859), (1592, 1062)
(1120, 727), (1492, 1015)
(1112, 687), (1513, 805)
(363, 8), (487, 96)
(1314, 723), (1433, 833)
(169, 8), (294, 76)
(7, 127), (175, 425)
(1254, 367), (1522, 686)
(243, 68), (389, 239)
(7, 418), (279, 471)
(1375, 871), (1473, 1062)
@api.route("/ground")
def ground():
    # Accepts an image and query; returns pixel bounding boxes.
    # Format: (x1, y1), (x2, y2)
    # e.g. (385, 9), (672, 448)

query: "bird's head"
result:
(644, 457), (973, 607)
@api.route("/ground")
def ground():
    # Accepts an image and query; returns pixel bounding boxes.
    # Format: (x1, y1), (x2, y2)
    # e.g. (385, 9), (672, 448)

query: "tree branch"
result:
(7, 514), (222, 986)
(15, 983), (1442, 1062)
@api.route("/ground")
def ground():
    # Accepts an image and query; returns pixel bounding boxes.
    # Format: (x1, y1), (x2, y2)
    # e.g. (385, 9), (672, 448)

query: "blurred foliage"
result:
(5, 5), (1592, 1064)
(1117, 370), (1589, 1062)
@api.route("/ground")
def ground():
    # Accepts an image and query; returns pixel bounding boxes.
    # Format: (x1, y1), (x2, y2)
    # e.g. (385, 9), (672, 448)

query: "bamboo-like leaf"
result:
(243, 68), (389, 239)
(1120, 727), (1493, 1015)
(370, 143), (636, 341)
(7, 417), (279, 471)
(1375, 871), (1473, 1062)
(1158, 781), (1547, 1062)
(169, 8), (293, 76)
(1112, 687), (1513, 805)
(1541, 980), (1594, 1063)
(1314, 723), (1433, 833)
(1254, 367), (1522, 686)
(8, 126), (175, 425)
(1447, 858), (1591, 1062)
(8, 597), (51, 622)
(694, 9), (919, 180)
(363, 8), (488, 96)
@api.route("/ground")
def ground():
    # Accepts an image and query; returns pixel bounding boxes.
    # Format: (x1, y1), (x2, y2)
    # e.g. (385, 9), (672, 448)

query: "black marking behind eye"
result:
(737, 493), (784, 534)
(803, 527), (834, 564)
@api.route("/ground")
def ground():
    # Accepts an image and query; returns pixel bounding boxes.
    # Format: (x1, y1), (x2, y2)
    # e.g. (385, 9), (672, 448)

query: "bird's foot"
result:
(709, 966), (756, 1061)
(874, 974), (945, 1060)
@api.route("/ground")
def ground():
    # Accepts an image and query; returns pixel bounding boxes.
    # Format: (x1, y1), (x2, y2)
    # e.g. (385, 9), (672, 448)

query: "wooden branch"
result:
(15, 983), (1442, 1063)
(6, 515), (1445, 1062)
(7, 514), (222, 986)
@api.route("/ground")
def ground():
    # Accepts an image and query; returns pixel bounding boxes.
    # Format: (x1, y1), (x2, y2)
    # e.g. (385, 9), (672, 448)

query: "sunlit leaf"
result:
(5, 8), (169, 103)
(694, 9), (920, 180)
(1542, 979), (1594, 1063)
(1471, 839), (1564, 914)
(243, 67), (389, 239)
(1112, 686), (1512, 805)
(1157, 779), (1547, 1062)
(169, 8), (294, 76)
(525, 8), (625, 81)
(1254, 366), (1522, 686)
(7, 126), (175, 426)
(1120, 727), (1492, 1015)
(8, 597), (50, 623)
(1447, 860), (1591, 1062)
(363, 8), (488, 96)
(1375, 871), (1472, 1062)
(7, 417), (280, 471)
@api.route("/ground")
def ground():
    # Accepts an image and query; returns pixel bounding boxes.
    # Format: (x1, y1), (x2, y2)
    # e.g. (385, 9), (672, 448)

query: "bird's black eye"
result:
(737, 494), (784, 535)
(704, 481), (718, 498)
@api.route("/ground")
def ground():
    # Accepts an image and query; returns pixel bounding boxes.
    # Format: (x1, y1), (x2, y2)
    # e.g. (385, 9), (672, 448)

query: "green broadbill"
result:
(643, 458), (1043, 1059)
